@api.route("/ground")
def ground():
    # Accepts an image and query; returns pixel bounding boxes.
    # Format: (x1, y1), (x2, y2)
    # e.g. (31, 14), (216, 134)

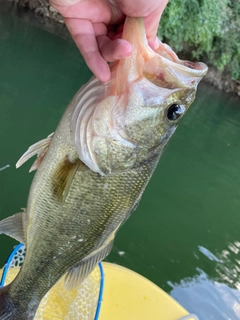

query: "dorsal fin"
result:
(0, 209), (27, 243)
(16, 133), (54, 172)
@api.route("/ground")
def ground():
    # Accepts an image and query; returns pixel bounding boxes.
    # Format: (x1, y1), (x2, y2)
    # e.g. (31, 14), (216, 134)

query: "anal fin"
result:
(0, 209), (27, 243)
(16, 133), (54, 172)
(64, 238), (114, 290)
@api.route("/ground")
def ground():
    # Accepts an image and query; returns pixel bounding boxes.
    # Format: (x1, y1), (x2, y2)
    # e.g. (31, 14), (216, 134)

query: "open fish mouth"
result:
(111, 17), (208, 95)
(142, 40), (208, 90)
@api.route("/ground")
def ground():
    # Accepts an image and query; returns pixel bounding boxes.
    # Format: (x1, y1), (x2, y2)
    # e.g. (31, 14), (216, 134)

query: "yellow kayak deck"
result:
(0, 262), (195, 319)
(100, 262), (191, 320)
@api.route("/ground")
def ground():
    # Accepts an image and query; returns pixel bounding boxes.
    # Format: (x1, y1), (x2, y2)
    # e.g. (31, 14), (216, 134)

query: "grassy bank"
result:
(158, 0), (240, 94)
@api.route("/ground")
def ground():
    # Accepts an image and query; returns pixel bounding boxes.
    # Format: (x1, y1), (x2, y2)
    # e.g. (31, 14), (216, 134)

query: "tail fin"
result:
(0, 285), (16, 320)
(0, 285), (37, 320)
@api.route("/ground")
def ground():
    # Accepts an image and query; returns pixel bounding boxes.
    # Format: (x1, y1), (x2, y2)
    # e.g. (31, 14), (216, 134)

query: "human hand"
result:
(50, 0), (169, 82)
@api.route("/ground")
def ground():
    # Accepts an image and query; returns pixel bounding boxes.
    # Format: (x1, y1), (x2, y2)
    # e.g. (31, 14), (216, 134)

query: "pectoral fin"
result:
(16, 133), (54, 172)
(64, 238), (114, 290)
(52, 157), (84, 202)
(0, 209), (27, 243)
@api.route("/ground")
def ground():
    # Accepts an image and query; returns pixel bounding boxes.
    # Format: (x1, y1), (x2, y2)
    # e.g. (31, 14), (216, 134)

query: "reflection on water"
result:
(0, 165), (10, 172)
(216, 242), (240, 290)
(170, 268), (240, 320)
(1, 3), (240, 320)
(198, 246), (222, 263)
(170, 242), (240, 319)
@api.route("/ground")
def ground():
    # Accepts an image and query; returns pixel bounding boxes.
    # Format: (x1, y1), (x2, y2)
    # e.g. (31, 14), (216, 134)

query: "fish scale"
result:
(0, 16), (207, 319)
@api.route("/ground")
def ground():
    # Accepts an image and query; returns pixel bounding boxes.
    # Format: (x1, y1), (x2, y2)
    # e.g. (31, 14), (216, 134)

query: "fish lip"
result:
(155, 41), (208, 87)
(114, 17), (208, 94)
(183, 60), (207, 71)
(142, 53), (208, 90)
(155, 40), (208, 73)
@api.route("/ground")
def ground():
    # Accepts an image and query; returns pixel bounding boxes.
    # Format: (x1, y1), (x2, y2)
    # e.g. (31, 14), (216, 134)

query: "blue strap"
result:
(0, 243), (104, 319)
(95, 262), (104, 320)
(0, 243), (24, 287)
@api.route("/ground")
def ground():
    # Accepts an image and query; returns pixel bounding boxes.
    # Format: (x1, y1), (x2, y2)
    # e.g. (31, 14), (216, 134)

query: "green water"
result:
(1, 3), (240, 319)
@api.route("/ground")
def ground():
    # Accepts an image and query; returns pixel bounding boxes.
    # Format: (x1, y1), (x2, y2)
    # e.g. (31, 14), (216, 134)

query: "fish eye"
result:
(167, 104), (185, 121)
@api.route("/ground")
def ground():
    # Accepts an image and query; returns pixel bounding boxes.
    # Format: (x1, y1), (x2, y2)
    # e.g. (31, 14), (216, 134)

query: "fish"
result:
(0, 17), (207, 319)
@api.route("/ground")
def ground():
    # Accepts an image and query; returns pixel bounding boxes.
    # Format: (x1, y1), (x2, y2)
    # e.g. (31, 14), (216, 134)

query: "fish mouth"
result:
(116, 17), (208, 92)
(143, 40), (208, 90)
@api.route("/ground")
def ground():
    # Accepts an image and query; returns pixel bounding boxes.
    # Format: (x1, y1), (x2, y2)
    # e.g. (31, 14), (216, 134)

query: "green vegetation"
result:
(158, 0), (240, 81)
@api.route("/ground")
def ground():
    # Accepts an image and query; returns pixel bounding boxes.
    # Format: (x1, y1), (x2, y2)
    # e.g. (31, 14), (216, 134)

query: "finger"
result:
(50, 0), (112, 23)
(92, 22), (107, 37)
(144, 1), (169, 49)
(116, 0), (163, 17)
(97, 36), (132, 62)
(50, 0), (81, 6)
(144, 11), (161, 49)
(115, 0), (168, 49)
(65, 18), (110, 82)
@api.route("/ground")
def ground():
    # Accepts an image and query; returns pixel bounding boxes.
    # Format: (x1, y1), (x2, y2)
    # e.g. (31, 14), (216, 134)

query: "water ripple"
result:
(0, 164), (10, 171)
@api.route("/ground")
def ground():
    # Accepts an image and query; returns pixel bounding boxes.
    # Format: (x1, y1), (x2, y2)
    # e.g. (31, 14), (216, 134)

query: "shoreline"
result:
(12, 0), (240, 96)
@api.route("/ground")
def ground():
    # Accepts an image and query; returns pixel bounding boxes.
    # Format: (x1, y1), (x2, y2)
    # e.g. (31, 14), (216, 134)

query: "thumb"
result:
(50, 0), (81, 7)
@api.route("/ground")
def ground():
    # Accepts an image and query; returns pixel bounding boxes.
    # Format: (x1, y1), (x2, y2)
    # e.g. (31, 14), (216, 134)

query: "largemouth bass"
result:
(0, 17), (207, 319)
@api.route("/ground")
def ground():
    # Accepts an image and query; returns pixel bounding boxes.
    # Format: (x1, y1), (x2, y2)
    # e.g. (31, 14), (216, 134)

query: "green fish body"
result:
(0, 17), (207, 319)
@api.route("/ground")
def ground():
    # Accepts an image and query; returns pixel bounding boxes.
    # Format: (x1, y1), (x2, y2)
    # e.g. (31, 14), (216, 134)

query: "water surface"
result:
(1, 3), (240, 319)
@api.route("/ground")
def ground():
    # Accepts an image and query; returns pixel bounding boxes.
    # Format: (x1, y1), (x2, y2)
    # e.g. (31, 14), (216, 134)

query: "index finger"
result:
(144, 1), (169, 49)
(65, 18), (111, 82)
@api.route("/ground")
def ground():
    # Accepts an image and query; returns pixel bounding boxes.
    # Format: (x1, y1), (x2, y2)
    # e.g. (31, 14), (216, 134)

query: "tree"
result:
(158, 0), (240, 81)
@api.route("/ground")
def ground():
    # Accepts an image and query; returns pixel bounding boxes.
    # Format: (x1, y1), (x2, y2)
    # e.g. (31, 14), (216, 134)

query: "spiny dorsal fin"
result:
(64, 238), (114, 290)
(51, 157), (86, 202)
(0, 209), (27, 243)
(16, 133), (54, 172)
